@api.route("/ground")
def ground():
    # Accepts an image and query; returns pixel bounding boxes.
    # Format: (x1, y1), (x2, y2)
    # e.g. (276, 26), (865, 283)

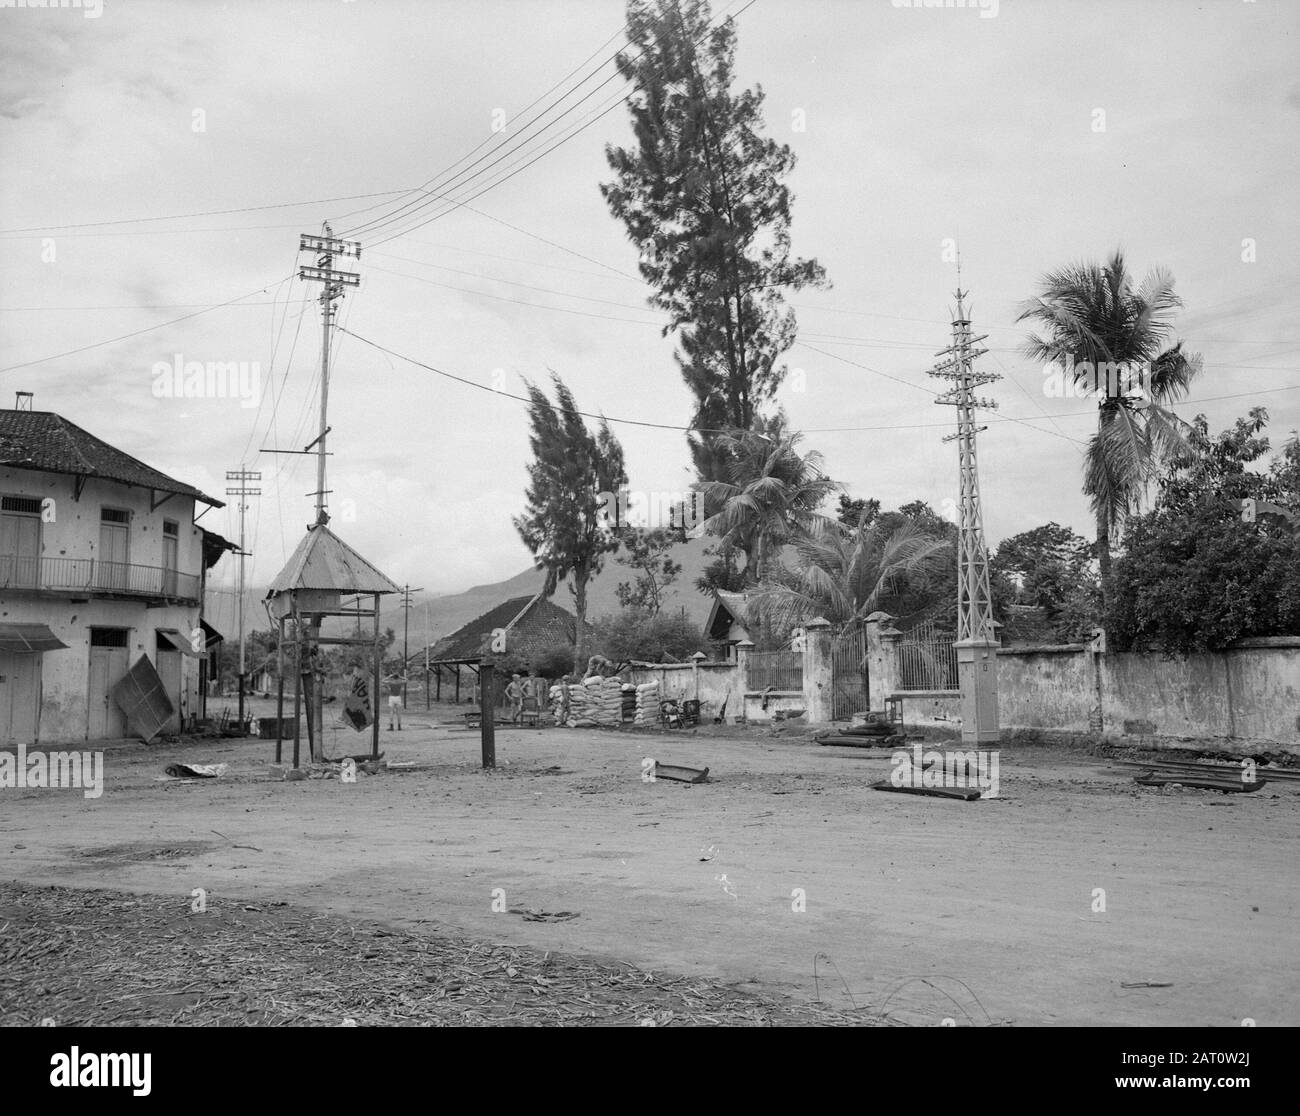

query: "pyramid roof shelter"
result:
(266, 523), (400, 618)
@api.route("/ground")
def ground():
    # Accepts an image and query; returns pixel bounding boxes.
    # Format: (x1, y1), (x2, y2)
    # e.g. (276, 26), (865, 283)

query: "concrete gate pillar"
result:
(802, 617), (833, 724)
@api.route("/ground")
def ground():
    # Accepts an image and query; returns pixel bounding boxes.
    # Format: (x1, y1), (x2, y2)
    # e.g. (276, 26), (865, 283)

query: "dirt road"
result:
(1, 715), (1294, 1026)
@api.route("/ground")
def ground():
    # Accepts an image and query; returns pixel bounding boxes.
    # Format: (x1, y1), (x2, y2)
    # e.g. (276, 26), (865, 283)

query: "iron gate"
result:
(897, 618), (958, 691)
(831, 624), (868, 720)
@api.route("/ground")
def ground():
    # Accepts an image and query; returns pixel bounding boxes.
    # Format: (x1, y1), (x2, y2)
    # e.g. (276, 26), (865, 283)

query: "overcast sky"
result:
(2, 0), (1297, 606)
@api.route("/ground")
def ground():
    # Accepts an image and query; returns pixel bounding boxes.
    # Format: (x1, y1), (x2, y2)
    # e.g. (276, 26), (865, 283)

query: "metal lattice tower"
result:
(927, 288), (999, 643)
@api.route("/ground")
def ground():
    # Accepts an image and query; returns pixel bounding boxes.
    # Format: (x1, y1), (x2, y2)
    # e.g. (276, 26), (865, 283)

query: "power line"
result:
(357, 0), (759, 250)
(339, 326), (1254, 440)
(0, 275), (295, 375)
(0, 189), (416, 236)
(343, 17), (639, 240)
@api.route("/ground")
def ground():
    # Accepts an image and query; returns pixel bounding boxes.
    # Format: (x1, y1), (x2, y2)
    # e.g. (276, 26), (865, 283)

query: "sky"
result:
(2, 0), (1297, 614)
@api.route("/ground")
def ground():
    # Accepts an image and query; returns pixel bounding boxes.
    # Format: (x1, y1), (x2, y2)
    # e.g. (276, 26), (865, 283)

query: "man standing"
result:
(385, 671), (406, 731)
(505, 673), (524, 725)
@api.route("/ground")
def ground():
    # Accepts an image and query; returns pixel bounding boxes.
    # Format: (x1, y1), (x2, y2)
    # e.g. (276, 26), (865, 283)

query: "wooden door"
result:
(0, 652), (40, 745)
(88, 631), (129, 739)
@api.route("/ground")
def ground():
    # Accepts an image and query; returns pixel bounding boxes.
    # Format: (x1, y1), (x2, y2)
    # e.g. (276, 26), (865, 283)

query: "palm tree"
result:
(1017, 250), (1201, 602)
(749, 515), (952, 635)
(696, 413), (840, 585)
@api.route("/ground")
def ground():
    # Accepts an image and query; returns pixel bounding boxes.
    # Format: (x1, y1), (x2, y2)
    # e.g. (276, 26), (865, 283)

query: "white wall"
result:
(0, 469), (206, 742)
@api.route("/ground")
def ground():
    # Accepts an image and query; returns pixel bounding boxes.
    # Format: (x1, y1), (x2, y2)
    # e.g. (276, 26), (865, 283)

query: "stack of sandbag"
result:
(633, 680), (660, 726)
(567, 680), (598, 727)
(583, 675), (622, 727)
(621, 684), (637, 723)
(548, 683), (564, 722)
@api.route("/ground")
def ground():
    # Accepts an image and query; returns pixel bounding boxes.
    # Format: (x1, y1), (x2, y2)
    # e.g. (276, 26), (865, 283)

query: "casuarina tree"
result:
(513, 375), (627, 672)
(601, 0), (827, 479)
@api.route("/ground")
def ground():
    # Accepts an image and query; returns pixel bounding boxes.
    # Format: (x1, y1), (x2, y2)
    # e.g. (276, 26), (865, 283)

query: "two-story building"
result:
(0, 405), (231, 744)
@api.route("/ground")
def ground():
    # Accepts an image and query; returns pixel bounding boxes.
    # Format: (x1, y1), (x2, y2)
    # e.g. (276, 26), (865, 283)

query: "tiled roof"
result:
(420, 593), (586, 664)
(266, 524), (401, 596)
(0, 409), (222, 506)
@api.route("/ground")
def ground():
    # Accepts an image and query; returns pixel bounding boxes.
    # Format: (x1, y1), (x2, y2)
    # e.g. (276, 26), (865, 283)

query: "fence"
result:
(896, 619), (958, 691)
(831, 624), (868, 720)
(747, 649), (803, 691)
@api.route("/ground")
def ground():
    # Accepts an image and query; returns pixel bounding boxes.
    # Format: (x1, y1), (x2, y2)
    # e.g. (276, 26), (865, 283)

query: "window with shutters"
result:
(0, 495), (42, 588)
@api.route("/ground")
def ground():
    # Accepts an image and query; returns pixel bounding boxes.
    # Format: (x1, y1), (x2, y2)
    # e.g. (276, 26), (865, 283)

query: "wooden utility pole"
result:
(928, 282), (1001, 744)
(296, 225), (360, 760)
(400, 584), (423, 705)
(224, 467), (260, 732)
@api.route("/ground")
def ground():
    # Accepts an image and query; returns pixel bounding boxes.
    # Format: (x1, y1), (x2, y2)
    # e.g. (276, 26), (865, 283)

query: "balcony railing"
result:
(0, 554), (199, 602)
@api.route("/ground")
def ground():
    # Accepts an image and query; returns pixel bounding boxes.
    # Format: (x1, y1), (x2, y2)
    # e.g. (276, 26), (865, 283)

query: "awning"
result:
(200, 619), (224, 646)
(156, 628), (205, 658)
(0, 623), (68, 654)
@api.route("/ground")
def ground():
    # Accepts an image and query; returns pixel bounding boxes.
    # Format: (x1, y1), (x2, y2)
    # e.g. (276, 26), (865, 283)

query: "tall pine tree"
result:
(601, 0), (827, 478)
(513, 375), (627, 672)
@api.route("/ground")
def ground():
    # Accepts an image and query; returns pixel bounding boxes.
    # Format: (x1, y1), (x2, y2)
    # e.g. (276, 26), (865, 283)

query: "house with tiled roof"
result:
(0, 402), (233, 742)
(409, 593), (590, 702)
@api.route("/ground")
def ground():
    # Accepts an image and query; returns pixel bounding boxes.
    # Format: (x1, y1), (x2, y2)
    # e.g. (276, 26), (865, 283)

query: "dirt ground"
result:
(2, 702), (1296, 1027)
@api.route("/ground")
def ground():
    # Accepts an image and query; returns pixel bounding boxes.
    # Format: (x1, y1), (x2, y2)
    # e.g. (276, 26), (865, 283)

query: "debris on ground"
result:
(163, 763), (229, 779)
(0, 882), (877, 1027)
(507, 909), (580, 923)
(651, 761), (709, 784)
(870, 780), (981, 801)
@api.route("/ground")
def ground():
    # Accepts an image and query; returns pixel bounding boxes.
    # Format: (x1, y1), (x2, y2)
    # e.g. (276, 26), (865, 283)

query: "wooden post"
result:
(292, 610), (302, 769)
(275, 615), (285, 763)
(455, 667), (460, 704)
(480, 660), (495, 769)
(372, 593), (381, 761)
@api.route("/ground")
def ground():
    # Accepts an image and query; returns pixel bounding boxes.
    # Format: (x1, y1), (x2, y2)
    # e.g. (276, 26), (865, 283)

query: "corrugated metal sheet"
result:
(0, 622), (68, 653)
(265, 524), (401, 596)
(112, 654), (173, 743)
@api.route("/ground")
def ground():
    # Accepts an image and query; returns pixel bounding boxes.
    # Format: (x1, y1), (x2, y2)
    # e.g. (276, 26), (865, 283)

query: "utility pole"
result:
(400, 584), (423, 705)
(296, 225), (360, 760)
(298, 224), (360, 528)
(927, 282), (1001, 745)
(224, 467), (261, 732)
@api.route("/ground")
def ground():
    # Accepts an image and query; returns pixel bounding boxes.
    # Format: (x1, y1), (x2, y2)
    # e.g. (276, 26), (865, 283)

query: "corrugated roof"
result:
(265, 524), (401, 596)
(0, 410), (222, 506)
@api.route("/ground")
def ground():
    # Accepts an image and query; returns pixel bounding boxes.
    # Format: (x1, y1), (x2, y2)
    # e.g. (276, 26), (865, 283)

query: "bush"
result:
(593, 609), (707, 664)
(531, 641), (578, 679)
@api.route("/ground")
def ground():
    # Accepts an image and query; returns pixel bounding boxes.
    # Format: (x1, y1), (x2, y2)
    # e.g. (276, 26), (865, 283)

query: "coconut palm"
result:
(749, 515), (952, 636)
(1017, 250), (1201, 602)
(696, 413), (840, 585)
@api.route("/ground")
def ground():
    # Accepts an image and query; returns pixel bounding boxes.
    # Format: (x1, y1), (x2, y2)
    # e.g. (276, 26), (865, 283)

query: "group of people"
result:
(504, 669), (550, 724)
